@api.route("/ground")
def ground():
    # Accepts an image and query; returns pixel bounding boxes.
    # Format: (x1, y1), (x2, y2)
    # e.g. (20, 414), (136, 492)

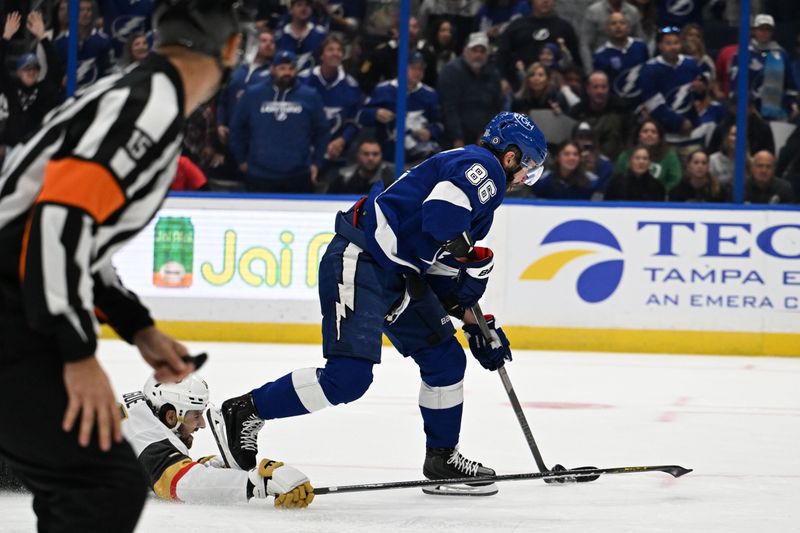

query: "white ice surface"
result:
(2, 340), (799, 532)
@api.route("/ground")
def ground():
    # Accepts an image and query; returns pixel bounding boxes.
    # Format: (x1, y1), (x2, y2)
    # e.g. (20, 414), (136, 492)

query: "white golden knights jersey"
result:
(119, 390), (251, 503)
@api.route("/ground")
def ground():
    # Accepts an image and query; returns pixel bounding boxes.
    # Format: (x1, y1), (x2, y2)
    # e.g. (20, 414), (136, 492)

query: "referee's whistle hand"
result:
(133, 326), (191, 382)
(62, 356), (123, 452)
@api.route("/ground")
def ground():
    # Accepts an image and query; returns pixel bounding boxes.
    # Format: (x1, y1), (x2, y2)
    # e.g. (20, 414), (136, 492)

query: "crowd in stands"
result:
(1, 0), (799, 204)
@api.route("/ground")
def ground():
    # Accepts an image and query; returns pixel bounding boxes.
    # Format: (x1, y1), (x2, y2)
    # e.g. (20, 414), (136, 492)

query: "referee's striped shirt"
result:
(0, 53), (185, 362)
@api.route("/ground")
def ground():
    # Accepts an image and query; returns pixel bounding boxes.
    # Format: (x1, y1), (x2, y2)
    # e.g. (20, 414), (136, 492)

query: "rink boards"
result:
(109, 195), (800, 356)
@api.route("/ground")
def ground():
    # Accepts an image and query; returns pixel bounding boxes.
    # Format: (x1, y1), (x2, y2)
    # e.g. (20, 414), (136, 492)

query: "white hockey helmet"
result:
(143, 374), (210, 423)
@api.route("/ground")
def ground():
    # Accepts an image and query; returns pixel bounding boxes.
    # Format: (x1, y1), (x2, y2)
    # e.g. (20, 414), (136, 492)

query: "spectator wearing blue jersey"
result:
(275, 0), (328, 73)
(476, 0), (530, 40)
(289, 0), (364, 35)
(682, 61), (726, 149)
(437, 32), (503, 148)
(54, 0), (113, 89)
(529, 141), (602, 199)
(358, 51), (442, 164)
(299, 35), (363, 181)
(217, 29), (276, 140)
(580, 0), (643, 74)
(730, 14), (799, 121)
(637, 26), (709, 136)
(230, 50), (330, 193)
(592, 12), (649, 86)
(98, 0), (154, 61)
(656, 0), (705, 29)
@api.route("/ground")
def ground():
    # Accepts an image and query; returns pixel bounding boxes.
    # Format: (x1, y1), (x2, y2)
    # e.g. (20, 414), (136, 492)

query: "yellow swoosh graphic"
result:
(520, 249), (596, 280)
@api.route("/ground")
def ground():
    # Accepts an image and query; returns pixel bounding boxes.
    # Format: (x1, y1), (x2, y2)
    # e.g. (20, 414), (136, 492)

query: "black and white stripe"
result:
(0, 53), (186, 361)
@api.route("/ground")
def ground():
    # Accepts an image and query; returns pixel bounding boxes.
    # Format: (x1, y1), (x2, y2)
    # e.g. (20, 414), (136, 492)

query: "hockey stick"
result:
(314, 464), (692, 495)
(470, 304), (598, 483)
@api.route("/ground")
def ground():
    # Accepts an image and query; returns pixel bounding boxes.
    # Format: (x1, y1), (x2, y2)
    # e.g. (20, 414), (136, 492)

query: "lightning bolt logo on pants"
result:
(335, 242), (361, 340)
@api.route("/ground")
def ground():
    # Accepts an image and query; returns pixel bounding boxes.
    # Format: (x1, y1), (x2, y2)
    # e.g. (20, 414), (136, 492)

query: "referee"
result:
(0, 2), (242, 531)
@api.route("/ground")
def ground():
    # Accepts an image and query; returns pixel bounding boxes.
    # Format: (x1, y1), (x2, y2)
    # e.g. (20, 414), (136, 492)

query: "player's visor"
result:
(521, 154), (545, 186)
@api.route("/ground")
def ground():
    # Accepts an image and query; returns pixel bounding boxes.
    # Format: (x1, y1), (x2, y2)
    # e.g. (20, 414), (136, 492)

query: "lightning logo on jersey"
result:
(335, 243), (360, 339)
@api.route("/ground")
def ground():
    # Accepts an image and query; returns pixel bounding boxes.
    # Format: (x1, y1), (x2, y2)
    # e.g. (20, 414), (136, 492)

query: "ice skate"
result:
(207, 393), (264, 470)
(422, 446), (498, 496)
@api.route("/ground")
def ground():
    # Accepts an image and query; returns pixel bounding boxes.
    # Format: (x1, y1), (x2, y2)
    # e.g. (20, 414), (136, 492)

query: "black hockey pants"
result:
(0, 345), (148, 533)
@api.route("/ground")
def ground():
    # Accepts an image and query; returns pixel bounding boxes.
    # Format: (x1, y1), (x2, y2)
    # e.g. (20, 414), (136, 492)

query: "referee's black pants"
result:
(0, 347), (148, 533)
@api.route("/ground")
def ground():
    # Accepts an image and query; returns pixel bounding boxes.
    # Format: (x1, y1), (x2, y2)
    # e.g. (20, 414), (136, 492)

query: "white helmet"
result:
(143, 374), (210, 423)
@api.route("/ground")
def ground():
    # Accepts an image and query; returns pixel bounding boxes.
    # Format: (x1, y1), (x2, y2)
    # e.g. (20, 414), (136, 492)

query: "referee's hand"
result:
(62, 357), (122, 451)
(133, 325), (191, 382)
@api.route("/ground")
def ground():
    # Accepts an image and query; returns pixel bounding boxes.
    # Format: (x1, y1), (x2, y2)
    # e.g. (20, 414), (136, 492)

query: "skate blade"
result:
(422, 483), (498, 496)
(206, 406), (235, 469)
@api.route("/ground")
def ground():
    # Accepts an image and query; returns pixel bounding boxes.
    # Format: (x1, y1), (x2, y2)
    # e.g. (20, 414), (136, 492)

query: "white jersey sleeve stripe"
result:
(373, 202), (421, 273)
(423, 181), (472, 212)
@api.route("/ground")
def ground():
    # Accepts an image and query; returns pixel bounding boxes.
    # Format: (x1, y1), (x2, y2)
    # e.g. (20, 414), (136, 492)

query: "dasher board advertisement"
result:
(113, 203), (345, 301)
(502, 204), (800, 334)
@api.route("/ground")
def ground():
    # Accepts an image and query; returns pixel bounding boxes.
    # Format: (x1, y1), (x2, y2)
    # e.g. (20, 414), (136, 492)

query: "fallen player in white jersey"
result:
(120, 374), (314, 508)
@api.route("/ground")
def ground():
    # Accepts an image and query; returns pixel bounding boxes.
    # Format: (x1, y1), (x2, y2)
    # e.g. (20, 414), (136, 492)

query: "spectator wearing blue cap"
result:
(230, 49), (330, 193)
(1, 11), (62, 157)
(357, 50), (442, 165)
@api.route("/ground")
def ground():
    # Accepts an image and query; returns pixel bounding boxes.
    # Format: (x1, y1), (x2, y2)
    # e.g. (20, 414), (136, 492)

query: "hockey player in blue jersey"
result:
(208, 112), (547, 496)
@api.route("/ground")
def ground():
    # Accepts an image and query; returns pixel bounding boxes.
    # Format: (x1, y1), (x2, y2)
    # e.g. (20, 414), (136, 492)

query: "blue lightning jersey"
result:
(298, 65), (362, 141)
(593, 38), (649, 86)
(637, 55), (709, 133)
(99, 0), (154, 58)
(359, 145), (506, 274)
(275, 22), (328, 73)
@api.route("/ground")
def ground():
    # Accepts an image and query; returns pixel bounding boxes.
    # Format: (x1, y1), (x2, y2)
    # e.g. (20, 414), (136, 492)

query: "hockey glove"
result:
(429, 247), (494, 317)
(248, 459), (315, 508)
(462, 315), (512, 371)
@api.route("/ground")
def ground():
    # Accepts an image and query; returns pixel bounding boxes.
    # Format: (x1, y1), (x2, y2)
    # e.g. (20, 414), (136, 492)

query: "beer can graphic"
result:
(153, 217), (194, 287)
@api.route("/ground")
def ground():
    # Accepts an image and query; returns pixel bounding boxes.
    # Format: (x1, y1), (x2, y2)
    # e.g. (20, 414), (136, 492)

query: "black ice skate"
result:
(207, 393), (264, 470)
(422, 446), (498, 496)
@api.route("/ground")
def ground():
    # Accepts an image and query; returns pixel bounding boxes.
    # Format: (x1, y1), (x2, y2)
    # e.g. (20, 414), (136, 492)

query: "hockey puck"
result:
(182, 352), (208, 371)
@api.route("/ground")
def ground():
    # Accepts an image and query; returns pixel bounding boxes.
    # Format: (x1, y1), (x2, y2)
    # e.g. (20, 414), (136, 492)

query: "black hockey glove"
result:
(462, 315), (512, 371)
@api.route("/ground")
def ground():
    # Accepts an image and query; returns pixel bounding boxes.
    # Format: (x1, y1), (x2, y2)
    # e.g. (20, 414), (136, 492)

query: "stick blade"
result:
(665, 465), (693, 478)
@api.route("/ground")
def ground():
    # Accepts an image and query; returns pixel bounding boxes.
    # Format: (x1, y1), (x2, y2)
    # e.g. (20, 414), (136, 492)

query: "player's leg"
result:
(385, 287), (497, 495)
(0, 350), (148, 532)
(211, 235), (392, 470)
